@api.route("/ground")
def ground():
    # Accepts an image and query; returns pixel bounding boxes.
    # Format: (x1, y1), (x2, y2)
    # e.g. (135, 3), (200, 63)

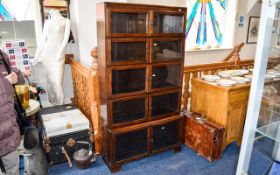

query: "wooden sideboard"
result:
(190, 78), (250, 151)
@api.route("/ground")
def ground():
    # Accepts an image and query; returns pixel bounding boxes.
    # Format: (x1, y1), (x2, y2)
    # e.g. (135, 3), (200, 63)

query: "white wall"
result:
(69, 0), (262, 67)
(128, 0), (186, 7)
(234, 0), (262, 60)
(184, 49), (233, 65)
(70, 0), (127, 67)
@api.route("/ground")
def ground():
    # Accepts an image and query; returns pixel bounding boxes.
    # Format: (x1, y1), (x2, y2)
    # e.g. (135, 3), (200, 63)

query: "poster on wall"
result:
(246, 16), (260, 44)
(2, 40), (31, 72)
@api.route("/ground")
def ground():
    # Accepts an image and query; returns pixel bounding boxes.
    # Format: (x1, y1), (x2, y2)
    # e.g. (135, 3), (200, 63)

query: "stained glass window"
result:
(186, 0), (228, 50)
(0, 0), (34, 21)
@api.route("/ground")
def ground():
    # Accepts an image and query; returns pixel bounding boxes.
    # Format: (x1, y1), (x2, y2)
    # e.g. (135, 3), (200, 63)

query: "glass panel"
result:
(153, 121), (179, 150)
(112, 42), (146, 63)
(236, 2), (280, 174)
(153, 40), (182, 61)
(111, 12), (146, 34)
(112, 98), (146, 124)
(115, 129), (148, 161)
(255, 84), (280, 143)
(152, 64), (181, 89)
(151, 92), (179, 118)
(153, 13), (183, 33)
(112, 68), (146, 94)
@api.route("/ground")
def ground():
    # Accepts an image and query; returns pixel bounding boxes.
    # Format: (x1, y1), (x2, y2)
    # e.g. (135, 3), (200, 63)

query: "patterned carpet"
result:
(48, 143), (239, 175)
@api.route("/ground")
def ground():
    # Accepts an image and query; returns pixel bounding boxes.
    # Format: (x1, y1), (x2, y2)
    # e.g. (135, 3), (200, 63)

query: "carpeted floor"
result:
(48, 143), (239, 175)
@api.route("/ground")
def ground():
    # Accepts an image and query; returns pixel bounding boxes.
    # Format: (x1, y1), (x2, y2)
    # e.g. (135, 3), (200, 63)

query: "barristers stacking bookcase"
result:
(96, 2), (187, 172)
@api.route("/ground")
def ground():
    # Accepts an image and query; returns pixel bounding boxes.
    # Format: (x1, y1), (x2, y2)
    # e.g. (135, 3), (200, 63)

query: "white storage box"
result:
(41, 108), (91, 165)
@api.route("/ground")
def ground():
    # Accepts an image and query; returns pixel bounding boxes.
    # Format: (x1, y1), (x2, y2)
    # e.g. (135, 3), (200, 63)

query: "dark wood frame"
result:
(106, 8), (150, 37)
(107, 38), (150, 66)
(151, 37), (185, 63)
(97, 2), (186, 172)
(112, 127), (150, 164)
(151, 10), (186, 37)
(149, 89), (182, 120)
(246, 16), (260, 44)
(108, 64), (149, 98)
(108, 94), (149, 128)
(149, 62), (183, 93)
(105, 2), (186, 37)
(103, 116), (182, 172)
(151, 118), (182, 154)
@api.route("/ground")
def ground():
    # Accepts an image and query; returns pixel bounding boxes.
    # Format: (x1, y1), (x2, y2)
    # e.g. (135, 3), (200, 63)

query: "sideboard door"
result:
(227, 103), (248, 146)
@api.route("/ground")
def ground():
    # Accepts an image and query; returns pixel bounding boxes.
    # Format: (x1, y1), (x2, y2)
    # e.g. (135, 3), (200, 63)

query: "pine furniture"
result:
(190, 78), (250, 151)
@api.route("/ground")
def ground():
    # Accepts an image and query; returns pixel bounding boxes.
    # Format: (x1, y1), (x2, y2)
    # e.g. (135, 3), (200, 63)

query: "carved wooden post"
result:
(181, 73), (190, 110)
(89, 47), (102, 154)
(71, 68), (78, 106)
(223, 42), (244, 68)
(232, 47), (241, 68)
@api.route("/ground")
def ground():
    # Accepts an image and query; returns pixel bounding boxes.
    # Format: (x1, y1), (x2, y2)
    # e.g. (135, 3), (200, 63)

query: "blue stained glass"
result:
(0, 0), (15, 21)
(186, 0), (227, 47)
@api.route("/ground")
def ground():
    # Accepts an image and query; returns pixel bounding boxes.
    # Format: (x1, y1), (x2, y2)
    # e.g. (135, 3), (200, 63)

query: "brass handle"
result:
(62, 146), (72, 167)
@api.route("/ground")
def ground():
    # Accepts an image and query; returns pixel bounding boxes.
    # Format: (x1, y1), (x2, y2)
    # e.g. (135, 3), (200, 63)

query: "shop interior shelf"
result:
(256, 120), (280, 143)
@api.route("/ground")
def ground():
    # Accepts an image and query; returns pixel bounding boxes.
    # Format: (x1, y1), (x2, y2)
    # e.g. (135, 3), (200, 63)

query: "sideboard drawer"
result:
(230, 90), (249, 103)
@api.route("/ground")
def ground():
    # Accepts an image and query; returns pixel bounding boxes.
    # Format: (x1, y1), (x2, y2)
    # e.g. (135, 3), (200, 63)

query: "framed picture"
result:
(246, 16), (260, 44)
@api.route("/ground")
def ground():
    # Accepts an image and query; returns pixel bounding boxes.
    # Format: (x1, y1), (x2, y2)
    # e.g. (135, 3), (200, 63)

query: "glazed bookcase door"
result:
(149, 90), (181, 119)
(109, 65), (148, 98)
(97, 2), (186, 172)
(152, 120), (181, 152)
(109, 95), (148, 128)
(152, 11), (185, 36)
(108, 38), (150, 66)
(114, 128), (149, 163)
(151, 38), (184, 62)
(149, 63), (183, 92)
(108, 9), (149, 36)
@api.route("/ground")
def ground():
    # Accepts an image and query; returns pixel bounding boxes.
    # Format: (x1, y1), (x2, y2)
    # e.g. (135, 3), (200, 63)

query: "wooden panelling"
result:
(67, 47), (102, 154)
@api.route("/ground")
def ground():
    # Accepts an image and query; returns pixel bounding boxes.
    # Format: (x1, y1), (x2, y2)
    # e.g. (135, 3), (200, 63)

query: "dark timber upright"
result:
(96, 2), (187, 172)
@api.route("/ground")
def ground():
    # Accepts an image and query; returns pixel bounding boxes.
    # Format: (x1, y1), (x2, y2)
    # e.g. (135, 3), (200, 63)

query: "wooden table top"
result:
(192, 78), (251, 92)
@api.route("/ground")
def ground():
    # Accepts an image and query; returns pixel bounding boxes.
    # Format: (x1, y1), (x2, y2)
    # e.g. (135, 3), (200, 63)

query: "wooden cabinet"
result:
(97, 2), (186, 172)
(190, 78), (250, 151)
(103, 116), (182, 171)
